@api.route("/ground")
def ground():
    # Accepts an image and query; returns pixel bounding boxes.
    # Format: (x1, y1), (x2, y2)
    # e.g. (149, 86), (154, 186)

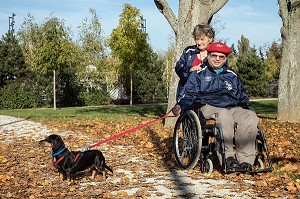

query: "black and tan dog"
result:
(38, 134), (113, 182)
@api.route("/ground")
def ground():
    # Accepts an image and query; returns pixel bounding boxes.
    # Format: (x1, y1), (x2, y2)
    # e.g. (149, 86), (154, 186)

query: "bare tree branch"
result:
(209, 0), (229, 16)
(154, 0), (178, 33)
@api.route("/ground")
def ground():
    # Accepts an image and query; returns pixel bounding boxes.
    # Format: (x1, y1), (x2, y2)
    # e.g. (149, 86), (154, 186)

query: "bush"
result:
(79, 90), (112, 106)
(0, 83), (41, 109)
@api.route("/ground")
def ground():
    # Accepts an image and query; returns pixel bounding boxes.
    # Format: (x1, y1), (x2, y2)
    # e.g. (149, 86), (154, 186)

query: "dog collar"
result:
(51, 148), (66, 156)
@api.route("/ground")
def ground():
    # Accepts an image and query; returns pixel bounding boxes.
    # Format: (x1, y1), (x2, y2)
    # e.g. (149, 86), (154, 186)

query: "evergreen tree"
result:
(134, 51), (166, 102)
(0, 31), (27, 87)
(236, 53), (268, 97)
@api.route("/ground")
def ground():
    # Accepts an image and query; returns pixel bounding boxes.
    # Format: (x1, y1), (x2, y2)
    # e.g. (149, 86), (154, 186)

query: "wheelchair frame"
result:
(173, 104), (273, 174)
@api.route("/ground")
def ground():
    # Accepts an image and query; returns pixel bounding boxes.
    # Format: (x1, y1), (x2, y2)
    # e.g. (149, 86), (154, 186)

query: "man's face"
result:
(207, 52), (227, 70)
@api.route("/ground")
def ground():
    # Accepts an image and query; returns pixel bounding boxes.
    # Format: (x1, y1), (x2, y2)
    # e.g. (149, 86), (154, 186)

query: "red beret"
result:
(206, 42), (232, 55)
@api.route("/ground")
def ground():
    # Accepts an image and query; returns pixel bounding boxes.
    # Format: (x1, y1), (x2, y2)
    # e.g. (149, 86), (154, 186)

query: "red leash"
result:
(88, 109), (172, 149)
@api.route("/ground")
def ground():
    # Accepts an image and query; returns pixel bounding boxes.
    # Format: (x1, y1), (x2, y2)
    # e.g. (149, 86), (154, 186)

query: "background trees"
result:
(0, 4), (169, 109)
(0, 2), (285, 113)
(18, 15), (81, 108)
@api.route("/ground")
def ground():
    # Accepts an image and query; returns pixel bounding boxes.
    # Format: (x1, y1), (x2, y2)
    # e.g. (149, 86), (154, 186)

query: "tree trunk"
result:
(53, 69), (56, 110)
(277, 0), (300, 121)
(154, 0), (228, 127)
(130, 67), (133, 106)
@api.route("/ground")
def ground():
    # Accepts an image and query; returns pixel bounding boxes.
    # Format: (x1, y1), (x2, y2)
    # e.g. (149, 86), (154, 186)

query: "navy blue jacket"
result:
(177, 61), (251, 113)
(175, 45), (200, 100)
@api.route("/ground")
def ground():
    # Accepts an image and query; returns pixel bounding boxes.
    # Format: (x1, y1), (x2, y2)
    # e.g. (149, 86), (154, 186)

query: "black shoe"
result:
(225, 157), (240, 170)
(240, 162), (253, 172)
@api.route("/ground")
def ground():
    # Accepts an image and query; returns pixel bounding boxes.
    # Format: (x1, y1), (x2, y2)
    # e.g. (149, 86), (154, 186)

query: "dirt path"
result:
(0, 115), (269, 199)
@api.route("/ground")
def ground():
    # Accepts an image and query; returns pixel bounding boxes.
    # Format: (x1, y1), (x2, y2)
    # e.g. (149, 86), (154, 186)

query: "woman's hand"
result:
(172, 105), (181, 116)
(189, 65), (201, 73)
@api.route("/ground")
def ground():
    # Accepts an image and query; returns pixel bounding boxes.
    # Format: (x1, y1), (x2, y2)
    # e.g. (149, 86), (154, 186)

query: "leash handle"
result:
(89, 109), (172, 149)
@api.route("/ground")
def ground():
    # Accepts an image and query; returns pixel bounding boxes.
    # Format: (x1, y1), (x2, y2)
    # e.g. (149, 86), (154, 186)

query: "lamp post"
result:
(140, 15), (146, 32)
(9, 12), (16, 32)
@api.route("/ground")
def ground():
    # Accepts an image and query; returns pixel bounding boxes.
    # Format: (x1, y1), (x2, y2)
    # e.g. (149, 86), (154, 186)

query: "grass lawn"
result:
(0, 99), (277, 122)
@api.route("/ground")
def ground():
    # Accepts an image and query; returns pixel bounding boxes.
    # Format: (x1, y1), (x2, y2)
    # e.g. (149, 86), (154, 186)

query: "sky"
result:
(0, 0), (282, 52)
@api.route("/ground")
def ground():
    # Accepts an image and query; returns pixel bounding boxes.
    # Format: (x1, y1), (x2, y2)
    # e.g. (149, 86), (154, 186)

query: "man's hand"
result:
(172, 105), (181, 116)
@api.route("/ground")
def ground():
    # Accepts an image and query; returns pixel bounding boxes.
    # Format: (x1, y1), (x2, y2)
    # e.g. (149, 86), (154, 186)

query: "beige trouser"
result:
(201, 105), (259, 164)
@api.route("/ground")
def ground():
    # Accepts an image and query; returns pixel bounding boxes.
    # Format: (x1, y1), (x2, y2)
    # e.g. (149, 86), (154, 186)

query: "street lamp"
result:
(140, 15), (146, 32)
(9, 12), (16, 32)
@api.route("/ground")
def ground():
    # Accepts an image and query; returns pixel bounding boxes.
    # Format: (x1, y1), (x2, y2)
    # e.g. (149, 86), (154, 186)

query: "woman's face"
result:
(195, 35), (213, 51)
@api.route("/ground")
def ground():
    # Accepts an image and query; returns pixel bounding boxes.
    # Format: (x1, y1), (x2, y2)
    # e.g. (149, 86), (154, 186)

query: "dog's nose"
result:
(38, 139), (45, 145)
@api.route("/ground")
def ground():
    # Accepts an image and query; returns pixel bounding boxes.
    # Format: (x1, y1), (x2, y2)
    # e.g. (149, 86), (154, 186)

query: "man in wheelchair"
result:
(172, 42), (259, 172)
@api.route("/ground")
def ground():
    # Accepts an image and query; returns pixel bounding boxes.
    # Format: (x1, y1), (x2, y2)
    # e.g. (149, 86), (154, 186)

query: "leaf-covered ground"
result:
(0, 115), (299, 198)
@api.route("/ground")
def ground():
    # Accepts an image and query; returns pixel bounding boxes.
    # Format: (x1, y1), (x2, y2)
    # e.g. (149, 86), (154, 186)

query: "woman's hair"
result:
(192, 24), (215, 40)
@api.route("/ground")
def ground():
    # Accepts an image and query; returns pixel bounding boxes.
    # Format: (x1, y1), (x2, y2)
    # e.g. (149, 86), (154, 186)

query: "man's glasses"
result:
(209, 54), (227, 60)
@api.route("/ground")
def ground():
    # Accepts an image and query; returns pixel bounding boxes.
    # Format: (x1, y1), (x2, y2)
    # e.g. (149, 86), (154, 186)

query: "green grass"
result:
(251, 99), (277, 119)
(0, 104), (168, 122)
(0, 99), (277, 122)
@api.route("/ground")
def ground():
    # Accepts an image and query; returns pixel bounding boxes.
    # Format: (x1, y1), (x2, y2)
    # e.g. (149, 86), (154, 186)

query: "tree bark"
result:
(277, 0), (300, 121)
(154, 0), (228, 127)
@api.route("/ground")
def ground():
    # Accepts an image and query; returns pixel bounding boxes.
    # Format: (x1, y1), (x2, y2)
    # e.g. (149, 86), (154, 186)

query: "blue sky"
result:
(0, 0), (282, 52)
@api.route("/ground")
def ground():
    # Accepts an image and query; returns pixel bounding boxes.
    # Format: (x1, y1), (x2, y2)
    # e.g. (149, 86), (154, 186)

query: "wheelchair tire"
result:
(201, 158), (213, 174)
(173, 110), (202, 170)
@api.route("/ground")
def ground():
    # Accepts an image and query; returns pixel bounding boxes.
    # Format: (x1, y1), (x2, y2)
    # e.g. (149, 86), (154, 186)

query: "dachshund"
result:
(38, 134), (113, 182)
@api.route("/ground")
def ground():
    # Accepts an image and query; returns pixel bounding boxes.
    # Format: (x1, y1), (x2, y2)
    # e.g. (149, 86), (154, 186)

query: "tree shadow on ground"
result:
(144, 126), (203, 197)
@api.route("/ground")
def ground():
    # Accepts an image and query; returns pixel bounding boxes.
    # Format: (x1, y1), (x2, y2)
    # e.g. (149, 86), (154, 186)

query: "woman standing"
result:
(175, 24), (215, 100)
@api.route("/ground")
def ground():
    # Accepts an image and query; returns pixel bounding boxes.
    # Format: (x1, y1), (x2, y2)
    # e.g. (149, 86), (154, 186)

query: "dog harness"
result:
(53, 156), (64, 169)
(51, 148), (66, 169)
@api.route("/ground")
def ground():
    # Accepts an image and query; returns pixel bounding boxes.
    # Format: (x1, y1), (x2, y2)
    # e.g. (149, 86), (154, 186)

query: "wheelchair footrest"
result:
(224, 167), (273, 174)
(250, 167), (273, 174)
(224, 167), (246, 174)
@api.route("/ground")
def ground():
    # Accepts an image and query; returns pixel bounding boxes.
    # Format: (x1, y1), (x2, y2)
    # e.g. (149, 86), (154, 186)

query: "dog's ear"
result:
(52, 135), (65, 150)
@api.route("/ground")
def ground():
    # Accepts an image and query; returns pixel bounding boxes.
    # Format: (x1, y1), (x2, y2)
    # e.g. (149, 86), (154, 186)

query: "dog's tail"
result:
(105, 164), (113, 174)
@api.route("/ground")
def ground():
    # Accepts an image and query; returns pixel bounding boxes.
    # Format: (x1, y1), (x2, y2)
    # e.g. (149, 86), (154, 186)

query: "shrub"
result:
(0, 83), (41, 109)
(79, 90), (112, 106)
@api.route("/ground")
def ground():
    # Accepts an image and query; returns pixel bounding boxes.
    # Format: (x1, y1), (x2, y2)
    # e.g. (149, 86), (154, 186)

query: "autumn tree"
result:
(76, 9), (112, 105)
(154, 0), (229, 127)
(264, 41), (282, 83)
(277, 0), (300, 121)
(108, 3), (151, 105)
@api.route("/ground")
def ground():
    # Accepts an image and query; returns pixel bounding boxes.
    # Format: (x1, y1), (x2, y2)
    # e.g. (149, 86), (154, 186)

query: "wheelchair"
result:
(173, 103), (273, 174)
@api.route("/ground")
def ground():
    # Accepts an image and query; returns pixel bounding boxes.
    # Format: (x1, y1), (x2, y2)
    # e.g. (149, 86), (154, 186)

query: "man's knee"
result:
(217, 109), (234, 123)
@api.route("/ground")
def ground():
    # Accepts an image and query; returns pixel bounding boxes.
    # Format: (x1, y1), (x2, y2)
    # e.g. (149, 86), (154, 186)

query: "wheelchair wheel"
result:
(173, 110), (202, 170)
(201, 158), (213, 173)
